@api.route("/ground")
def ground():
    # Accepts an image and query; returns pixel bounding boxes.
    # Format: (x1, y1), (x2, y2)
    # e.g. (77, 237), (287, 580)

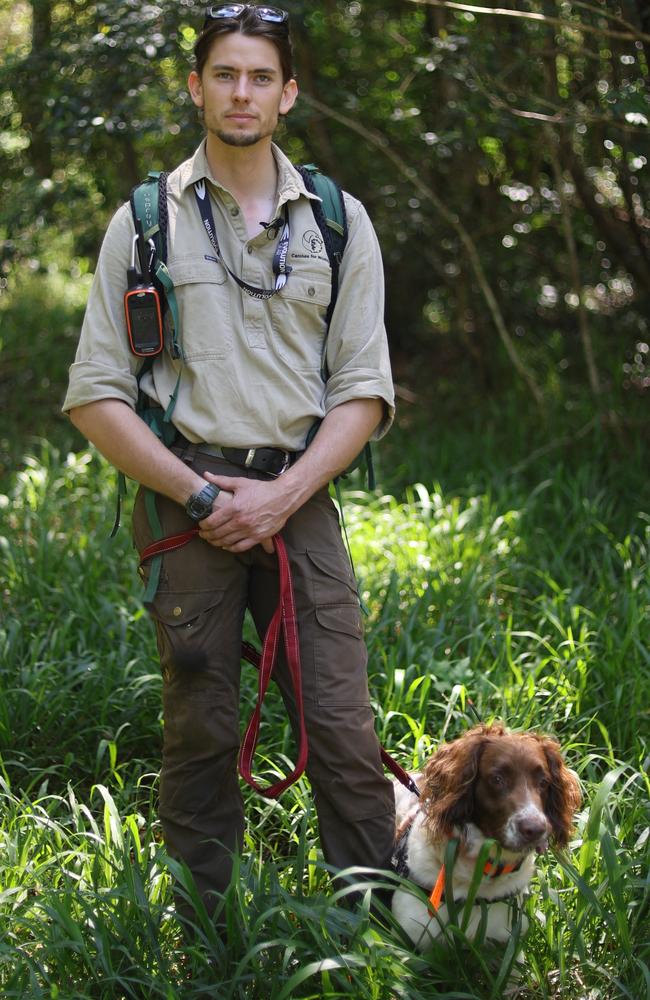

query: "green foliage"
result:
(1, 421), (648, 998)
(1, 0), (649, 403)
(0, 265), (90, 475)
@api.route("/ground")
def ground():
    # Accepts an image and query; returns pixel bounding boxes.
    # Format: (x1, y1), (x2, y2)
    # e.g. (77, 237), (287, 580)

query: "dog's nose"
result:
(517, 815), (548, 843)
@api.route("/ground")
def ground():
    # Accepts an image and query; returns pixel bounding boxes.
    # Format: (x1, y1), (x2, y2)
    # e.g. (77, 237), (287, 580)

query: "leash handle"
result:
(238, 534), (309, 797)
(139, 526), (199, 564)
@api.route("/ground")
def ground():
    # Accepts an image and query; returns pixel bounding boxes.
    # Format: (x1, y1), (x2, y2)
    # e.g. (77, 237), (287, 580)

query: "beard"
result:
(208, 114), (277, 148)
(212, 126), (264, 147)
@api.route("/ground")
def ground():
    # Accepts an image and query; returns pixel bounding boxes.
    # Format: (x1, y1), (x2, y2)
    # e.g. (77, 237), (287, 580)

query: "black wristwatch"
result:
(185, 483), (220, 522)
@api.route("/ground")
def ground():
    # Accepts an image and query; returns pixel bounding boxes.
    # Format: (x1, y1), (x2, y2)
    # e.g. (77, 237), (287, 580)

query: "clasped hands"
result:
(195, 470), (289, 554)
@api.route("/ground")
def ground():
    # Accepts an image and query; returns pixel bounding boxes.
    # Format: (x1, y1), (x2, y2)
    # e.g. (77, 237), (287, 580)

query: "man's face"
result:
(188, 32), (297, 148)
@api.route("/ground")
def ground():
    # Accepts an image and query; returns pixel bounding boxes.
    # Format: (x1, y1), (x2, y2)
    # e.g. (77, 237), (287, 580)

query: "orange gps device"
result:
(124, 285), (164, 357)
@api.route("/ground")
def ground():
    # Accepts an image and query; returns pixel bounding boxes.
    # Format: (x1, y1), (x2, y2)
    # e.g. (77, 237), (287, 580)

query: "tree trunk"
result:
(21, 0), (54, 178)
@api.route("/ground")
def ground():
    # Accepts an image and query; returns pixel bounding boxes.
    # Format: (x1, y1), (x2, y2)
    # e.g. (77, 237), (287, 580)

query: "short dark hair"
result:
(194, 7), (295, 84)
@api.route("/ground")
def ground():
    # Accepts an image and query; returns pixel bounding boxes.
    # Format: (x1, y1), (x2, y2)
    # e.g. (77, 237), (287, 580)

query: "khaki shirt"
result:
(63, 141), (394, 451)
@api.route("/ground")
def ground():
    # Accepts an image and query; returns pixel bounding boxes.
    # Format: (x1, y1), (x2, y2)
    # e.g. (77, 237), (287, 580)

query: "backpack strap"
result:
(296, 164), (348, 345)
(129, 171), (182, 367)
(130, 171), (163, 247)
(112, 174), (181, 542)
(129, 172), (183, 426)
(298, 166), (375, 499)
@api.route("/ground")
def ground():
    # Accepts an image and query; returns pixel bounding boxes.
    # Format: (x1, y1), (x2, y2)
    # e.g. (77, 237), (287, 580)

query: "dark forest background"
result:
(0, 0), (648, 476)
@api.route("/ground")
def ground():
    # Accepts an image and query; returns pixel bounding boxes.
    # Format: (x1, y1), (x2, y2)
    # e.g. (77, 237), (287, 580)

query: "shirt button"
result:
(172, 606), (182, 617)
(307, 286), (316, 297)
(230, 207), (239, 216)
(247, 246), (253, 254)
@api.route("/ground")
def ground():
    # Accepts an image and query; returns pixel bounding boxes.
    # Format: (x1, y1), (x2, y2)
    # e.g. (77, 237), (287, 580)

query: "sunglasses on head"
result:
(203, 4), (289, 28)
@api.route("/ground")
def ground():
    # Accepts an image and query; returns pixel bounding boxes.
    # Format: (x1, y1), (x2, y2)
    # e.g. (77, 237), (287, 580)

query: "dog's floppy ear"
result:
(420, 725), (498, 839)
(539, 736), (582, 848)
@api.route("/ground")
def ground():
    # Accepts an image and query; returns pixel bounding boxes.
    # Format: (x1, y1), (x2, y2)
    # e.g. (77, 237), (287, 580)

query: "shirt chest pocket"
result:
(167, 253), (232, 362)
(270, 274), (332, 372)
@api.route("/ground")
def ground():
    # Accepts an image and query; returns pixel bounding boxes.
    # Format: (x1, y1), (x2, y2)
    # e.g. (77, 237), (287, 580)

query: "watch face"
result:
(190, 497), (210, 519)
(187, 485), (217, 521)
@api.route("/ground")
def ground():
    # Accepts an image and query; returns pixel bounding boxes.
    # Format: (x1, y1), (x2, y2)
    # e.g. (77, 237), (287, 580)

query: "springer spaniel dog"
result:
(391, 723), (582, 949)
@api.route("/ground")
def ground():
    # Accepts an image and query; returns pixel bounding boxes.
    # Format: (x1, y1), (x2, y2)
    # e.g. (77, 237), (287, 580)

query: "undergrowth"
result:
(1, 420), (648, 998)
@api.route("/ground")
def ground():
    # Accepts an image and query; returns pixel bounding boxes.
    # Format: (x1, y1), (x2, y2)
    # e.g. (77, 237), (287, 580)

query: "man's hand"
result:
(197, 472), (288, 554)
(196, 398), (384, 553)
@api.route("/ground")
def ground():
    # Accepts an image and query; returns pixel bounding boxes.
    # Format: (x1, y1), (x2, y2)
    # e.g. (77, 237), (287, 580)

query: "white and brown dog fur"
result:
(392, 723), (582, 949)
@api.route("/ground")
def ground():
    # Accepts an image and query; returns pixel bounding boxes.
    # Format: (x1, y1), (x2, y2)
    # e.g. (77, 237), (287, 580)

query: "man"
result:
(64, 4), (395, 918)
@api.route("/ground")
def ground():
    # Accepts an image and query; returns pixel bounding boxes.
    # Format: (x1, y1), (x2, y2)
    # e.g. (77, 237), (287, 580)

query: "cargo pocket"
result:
(149, 589), (227, 680)
(306, 547), (359, 605)
(305, 548), (369, 707)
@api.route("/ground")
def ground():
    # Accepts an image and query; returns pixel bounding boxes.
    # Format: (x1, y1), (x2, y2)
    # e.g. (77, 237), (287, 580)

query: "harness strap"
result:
(427, 846), (525, 913)
(429, 865), (447, 913)
(483, 857), (524, 878)
(142, 489), (165, 606)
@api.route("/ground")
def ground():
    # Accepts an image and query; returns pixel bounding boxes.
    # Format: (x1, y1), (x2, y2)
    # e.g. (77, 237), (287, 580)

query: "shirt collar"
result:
(178, 139), (320, 206)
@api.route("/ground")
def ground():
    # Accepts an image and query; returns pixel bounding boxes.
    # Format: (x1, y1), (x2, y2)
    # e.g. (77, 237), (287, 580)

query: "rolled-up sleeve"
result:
(323, 195), (395, 440)
(62, 203), (141, 413)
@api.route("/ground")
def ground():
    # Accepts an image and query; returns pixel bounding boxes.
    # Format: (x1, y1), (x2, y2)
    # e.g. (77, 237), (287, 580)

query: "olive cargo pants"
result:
(132, 453), (395, 914)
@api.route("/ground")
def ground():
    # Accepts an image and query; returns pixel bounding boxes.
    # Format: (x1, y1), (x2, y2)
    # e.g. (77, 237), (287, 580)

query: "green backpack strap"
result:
(298, 165), (375, 492)
(112, 173), (182, 539)
(128, 171), (184, 437)
(297, 164), (348, 340)
(129, 171), (182, 370)
(130, 171), (163, 245)
(299, 164), (346, 239)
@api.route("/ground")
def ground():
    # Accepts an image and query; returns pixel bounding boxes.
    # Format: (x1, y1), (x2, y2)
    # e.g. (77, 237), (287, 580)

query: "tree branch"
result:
(545, 126), (602, 402)
(509, 415), (599, 474)
(406, 0), (650, 44)
(301, 92), (545, 406)
(570, 1), (647, 37)
(468, 68), (650, 135)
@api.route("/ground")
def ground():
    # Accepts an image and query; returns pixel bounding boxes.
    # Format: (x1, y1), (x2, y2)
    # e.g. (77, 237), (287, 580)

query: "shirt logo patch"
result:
(302, 230), (324, 255)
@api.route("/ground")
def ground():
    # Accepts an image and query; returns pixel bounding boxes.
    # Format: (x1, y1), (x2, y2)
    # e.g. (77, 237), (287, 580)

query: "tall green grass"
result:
(1, 421), (648, 998)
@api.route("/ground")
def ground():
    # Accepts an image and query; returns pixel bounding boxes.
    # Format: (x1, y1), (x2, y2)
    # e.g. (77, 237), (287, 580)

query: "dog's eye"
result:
(490, 773), (506, 789)
(538, 775), (550, 791)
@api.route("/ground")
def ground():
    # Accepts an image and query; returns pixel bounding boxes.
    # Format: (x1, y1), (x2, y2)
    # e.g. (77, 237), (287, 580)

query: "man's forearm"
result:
(68, 399), (205, 505)
(278, 397), (383, 515)
(70, 397), (383, 554)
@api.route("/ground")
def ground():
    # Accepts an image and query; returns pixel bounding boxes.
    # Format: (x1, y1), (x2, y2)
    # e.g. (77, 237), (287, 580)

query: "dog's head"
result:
(420, 723), (582, 853)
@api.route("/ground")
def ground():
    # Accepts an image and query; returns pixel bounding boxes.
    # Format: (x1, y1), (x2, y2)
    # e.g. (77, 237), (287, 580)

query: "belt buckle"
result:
(244, 448), (256, 468)
(275, 450), (291, 476)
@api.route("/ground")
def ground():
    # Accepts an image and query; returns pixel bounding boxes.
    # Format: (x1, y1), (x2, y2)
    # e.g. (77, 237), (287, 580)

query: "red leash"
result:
(237, 533), (308, 797)
(380, 748), (421, 798)
(139, 530), (307, 798)
(139, 528), (415, 800)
